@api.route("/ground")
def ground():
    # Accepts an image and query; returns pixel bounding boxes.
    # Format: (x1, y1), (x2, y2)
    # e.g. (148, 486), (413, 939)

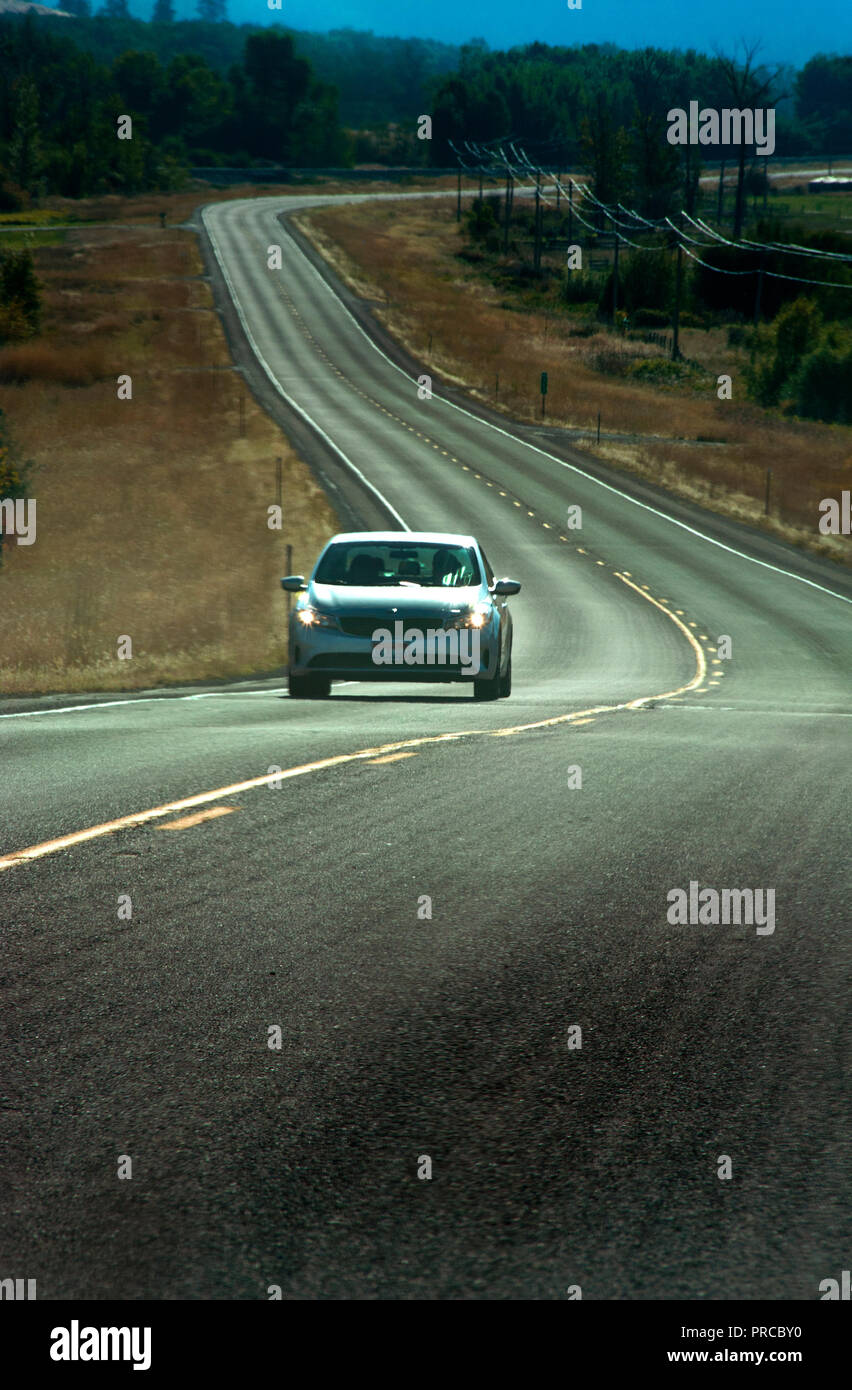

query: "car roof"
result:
(325, 531), (479, 548)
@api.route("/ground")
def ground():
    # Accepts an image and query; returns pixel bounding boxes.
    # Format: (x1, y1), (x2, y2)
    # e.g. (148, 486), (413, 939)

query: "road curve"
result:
(1, 190), (849, 1300)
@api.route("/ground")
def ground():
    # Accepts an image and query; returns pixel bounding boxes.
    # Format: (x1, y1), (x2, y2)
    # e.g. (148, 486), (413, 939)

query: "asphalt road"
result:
(1, 192), (850, 1301)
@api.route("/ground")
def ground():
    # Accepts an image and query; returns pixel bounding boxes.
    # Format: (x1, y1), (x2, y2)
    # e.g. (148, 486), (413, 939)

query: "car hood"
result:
(309, 583), (483, 616)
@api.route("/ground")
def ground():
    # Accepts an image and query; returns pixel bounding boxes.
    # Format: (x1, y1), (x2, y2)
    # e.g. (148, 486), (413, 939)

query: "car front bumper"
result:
(289, 621), (499, 682)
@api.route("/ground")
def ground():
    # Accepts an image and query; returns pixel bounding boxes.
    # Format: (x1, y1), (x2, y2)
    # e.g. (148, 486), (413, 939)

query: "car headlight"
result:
(447, 604), (491, 630)
(296, 605), (339, 630)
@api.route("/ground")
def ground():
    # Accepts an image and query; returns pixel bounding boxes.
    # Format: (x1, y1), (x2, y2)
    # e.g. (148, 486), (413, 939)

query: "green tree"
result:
(236, 32), (312, 161)
(161, 54), (228, 152)
(151, 0), (174, 19)
(790, 327), (852, 422)
(112, 50), (165, 125)
(197, 0), (227, 21)
(795, 55), (852, 155)
(581, 89), (630, 215)
(0, 247), (42, 336)
(716, 44), (784, 239)
(8, 76), (42, 195)
(631, 110), (680, 219)
(748, 297), (823, 405)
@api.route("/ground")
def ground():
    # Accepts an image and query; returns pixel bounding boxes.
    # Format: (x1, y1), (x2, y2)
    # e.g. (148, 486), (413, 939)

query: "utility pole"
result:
(456, 162), (462, 222)
(534, 173), (543, 274)
(556, 171), (561, 210)
(717, 160), (726, 221)
(753, 248), (767, 327)
(478, 168), (484, 203)
(568, 179), (574, 247)
(611, 224), (620, 322)
(733, 143), (747, 238)
(503, 170), (512, 253)
(672, 221), (683, 361)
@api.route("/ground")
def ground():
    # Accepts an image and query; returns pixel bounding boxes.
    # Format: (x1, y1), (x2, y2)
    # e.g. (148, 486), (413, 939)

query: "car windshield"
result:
(314, 542), (482, 587)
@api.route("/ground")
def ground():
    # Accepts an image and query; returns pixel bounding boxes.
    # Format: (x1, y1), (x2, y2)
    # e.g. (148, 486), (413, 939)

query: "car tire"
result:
(289, 673), (331, 699)
(473, 655), (501, 701)
(498, 652), (512, 698)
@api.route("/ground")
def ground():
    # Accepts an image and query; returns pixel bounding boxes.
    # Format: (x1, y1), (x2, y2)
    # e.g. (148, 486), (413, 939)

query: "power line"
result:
(451, 141), (852, 290)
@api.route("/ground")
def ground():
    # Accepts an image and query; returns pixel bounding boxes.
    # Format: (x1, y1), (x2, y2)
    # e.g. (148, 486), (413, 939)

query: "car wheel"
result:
(498, 652), (512, 698)
(473, 658), (501, 701)
(289, 673), (331, 699)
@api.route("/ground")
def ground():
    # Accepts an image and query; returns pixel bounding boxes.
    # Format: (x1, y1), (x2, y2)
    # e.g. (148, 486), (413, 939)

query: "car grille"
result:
(309, 654), (377, 669)
(337, 613), (444, 638)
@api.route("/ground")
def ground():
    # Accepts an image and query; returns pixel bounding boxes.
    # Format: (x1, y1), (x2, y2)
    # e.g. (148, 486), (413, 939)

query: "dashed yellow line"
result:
(159, 806), (237, 831)
(0, 294), (721, 875)
(0, 582), (707, 876)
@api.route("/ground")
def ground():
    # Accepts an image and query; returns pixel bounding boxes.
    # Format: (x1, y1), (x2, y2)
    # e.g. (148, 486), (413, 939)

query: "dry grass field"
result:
(296, 197), (852, 565)
(0, 210), (339, 695)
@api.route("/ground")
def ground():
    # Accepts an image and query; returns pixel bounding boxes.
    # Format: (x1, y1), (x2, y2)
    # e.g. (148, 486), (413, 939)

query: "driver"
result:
(432, 547), (460, 586)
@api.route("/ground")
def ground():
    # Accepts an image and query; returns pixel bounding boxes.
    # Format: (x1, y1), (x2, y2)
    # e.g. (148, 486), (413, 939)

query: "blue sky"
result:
(159, 0), (850, 66)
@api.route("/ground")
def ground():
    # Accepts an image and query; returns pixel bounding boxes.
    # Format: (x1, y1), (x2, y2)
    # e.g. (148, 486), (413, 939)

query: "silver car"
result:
(281, 531), (520, 700)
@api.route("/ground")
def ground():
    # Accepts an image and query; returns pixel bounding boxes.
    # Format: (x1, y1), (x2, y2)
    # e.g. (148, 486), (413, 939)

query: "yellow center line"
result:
(0, 580), (707, 875)
(367, 752), (418, 765)
(159, 806), (237, 830)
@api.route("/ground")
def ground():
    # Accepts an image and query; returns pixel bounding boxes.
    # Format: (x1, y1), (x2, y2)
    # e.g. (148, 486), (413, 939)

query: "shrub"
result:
(627, 357), (695, 385)
(746, 297), (824, 407)
(0, 340), (106, 385)
(0, 248), (41, 338)
(561, 268), (602, 305)
(0, 180), (23, 213)
(790, 329), (852, 423)
(632, 307), (670, 327)
(0, 300), (35, 344)
(0, 406), (32, 560)
(599, 248), (675, 319)
(464, 198), (500, 251)
(589, 346), (633, 375)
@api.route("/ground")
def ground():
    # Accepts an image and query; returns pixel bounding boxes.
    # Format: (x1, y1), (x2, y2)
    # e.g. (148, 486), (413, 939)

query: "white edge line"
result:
(0, 684), (358, 721)
(272, 194), (852, 608)
(6, 192), (844, 724)
(201, 203), (409, 532)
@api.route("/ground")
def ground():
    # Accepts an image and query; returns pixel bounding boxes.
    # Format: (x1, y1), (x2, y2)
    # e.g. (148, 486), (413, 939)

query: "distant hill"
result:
(0, 0), (71, 13)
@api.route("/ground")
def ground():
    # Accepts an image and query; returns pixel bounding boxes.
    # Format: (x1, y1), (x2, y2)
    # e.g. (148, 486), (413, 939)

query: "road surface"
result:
(1, 191), (850, 1300)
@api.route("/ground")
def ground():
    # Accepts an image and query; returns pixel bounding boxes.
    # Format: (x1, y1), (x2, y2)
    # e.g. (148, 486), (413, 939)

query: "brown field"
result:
(0, 217), (339, 695)
(33, 176), (456, 229)
(295, 197), (852, 565)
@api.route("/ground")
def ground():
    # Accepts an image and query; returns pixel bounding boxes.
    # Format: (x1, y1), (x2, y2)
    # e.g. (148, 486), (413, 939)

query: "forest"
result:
(0, 13), (849, 204)
(0, 14), (349, 200)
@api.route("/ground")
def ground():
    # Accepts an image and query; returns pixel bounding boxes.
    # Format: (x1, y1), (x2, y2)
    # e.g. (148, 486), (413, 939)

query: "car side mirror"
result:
(492, 579), (521, 596)
(280, 575), (307, 592)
